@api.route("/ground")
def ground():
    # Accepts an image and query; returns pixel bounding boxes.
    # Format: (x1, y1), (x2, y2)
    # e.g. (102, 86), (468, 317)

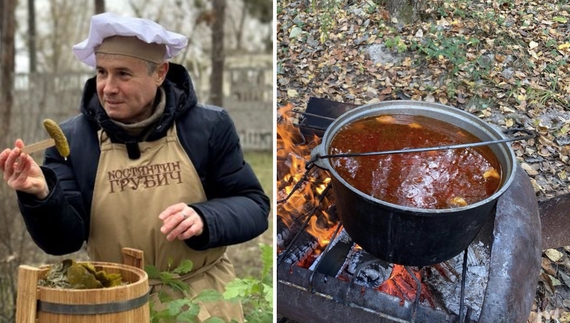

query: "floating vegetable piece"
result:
(408, 122), (423, 129)
(484, 167), (500, 179)
(376, 115), (396, 124)
(448, 196), (468, 207)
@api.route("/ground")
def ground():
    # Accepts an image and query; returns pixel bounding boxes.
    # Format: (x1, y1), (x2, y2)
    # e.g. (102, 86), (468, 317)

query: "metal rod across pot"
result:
(311, 128), (537, 162)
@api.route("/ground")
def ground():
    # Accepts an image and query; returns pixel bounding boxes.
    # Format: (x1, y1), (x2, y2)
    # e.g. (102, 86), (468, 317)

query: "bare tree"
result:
(41, 0), (92, 73)
(28, 0), (37, 73)
(233, 2), (247, 52)
(0, 2), (17, 320)
(0, 0), (16, 137)
(95, 0), (105, 14)
(209, 0), (225, 107)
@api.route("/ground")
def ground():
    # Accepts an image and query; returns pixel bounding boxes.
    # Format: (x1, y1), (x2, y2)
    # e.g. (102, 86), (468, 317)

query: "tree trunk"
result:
(94, 0), (105, 14)
(386, 0), (419, 25)
(209, 0), (225, 107)
(28, 0), (37, 73)
(236, 3), (247, 52)
(1, 0), (16, 139)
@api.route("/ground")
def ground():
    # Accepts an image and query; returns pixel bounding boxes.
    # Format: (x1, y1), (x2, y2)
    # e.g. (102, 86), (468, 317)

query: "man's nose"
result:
(103, 76), (119, 94)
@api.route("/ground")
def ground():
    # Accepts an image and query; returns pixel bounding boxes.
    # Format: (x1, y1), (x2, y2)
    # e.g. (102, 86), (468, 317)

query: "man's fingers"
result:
(158, 203), (186, 220)
(3, 149), (21, 176)
(0, 149), (10, 171)
(161, 208), (202, 241)
(177, 222), (203, 240)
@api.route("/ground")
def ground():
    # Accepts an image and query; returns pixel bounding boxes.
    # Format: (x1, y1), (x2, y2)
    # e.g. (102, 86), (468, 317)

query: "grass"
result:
(226, 150), (274, 278)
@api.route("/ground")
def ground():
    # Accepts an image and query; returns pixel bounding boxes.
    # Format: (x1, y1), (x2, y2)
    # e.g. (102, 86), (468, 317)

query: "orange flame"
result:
(277, 104), (334, 248)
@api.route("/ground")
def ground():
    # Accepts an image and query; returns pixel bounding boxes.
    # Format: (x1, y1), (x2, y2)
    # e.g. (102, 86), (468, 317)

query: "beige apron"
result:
(88, 125), (243, 322)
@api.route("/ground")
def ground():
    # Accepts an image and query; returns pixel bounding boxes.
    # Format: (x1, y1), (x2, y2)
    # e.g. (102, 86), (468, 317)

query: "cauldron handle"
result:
(308, 143), (328, 170)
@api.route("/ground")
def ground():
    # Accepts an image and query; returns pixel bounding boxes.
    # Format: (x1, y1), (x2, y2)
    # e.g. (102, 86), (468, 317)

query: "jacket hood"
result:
(80, 62), (198, 143)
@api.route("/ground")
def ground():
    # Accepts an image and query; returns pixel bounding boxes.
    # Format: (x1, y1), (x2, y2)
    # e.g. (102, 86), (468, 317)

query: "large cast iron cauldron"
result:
(311, 100), (517, 266)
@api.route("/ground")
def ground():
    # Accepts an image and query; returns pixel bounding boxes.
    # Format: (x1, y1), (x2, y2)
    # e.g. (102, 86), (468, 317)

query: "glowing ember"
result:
(377, 265), (435, 307)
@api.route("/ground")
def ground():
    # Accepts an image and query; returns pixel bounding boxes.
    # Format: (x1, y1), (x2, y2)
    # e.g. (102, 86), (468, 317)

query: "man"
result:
(0, 13), (269, 322)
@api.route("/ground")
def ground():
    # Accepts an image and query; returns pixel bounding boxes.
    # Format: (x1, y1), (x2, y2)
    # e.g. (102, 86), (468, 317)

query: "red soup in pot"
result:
(328, 114), (502, 209)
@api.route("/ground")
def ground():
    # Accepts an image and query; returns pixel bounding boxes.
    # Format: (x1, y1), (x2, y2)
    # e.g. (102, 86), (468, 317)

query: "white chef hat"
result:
(72, 12), (188, 67)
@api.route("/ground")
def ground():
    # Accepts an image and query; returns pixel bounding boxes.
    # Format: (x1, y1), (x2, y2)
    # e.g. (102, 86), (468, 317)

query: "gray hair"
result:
(146, 61), (159, 75)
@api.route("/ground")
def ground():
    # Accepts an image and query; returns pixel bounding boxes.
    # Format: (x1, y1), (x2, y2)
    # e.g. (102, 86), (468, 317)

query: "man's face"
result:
(95, 54), (166, 124)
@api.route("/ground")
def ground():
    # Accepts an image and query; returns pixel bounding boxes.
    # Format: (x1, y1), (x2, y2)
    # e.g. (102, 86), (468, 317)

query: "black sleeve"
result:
(17, 163), (88, 255)
(187, 110), (270, 249)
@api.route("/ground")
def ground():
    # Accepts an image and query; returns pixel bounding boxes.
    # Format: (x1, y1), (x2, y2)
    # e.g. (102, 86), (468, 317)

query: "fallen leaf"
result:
(529, 41), (539, 49)
(415, 29), (424, 38)
(560, 271), (570, 288)
(540, 272), (556, 294)
(522, 163), (539, 176)
(545, 249), (564, 262)
(542, 257), (557, 276)
(380, 9), (390, 21)
(560, 312), (570, 323)
(551, 274), (562, 287)
(289, 26), (303, 39)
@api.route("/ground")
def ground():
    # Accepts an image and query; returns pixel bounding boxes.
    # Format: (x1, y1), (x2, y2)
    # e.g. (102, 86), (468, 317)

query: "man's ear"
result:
(156, 62), (169, 86)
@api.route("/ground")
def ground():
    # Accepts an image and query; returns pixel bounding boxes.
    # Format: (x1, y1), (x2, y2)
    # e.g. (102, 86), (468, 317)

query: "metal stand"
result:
(405, 266), (423, 323)
(309, 221), (343, 291)
(277, 182), (332, 266)
(458, 248), (469, 323)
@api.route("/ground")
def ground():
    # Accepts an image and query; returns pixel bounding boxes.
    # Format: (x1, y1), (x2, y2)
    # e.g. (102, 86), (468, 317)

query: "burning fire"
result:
(277, 104), (435, 307)
(277, 104), (333, 248)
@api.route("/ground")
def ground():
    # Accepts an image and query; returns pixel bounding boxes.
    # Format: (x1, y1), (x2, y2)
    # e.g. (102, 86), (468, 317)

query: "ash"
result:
(426, 241), (491, 321)
(334, 230), (393, 289)
(347, 249), (392, 289)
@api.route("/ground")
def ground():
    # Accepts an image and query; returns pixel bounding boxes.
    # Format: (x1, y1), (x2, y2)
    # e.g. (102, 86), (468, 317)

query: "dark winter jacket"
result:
(17, 63), (270, 255)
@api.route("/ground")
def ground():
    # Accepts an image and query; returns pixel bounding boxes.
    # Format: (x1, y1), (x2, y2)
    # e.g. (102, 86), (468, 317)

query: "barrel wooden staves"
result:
(15, 248), (150, 323)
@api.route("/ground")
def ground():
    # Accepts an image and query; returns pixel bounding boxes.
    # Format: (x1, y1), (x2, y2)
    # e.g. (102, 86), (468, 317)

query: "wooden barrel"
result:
(16, 249), (150, 323)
